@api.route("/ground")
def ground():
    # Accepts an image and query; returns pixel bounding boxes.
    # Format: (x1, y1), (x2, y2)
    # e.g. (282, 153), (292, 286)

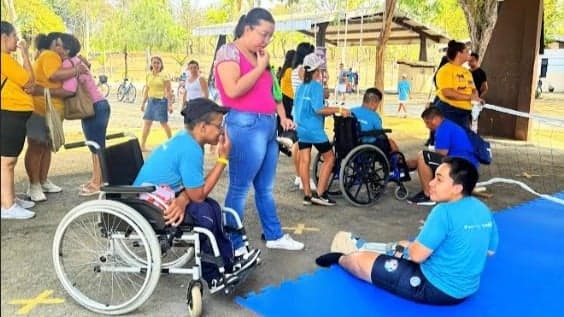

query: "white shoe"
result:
(294, 176), (302, 187)
(296, 178), (317, 191)
(1, 204), (35, 220)
(234, 246), (248, 257)
(16, 197), (35, 209)
(41, 179), (62, 193)
(309, 179), (317, 191)
(266, 234), (304, 251)
(27, 184), (47, 202)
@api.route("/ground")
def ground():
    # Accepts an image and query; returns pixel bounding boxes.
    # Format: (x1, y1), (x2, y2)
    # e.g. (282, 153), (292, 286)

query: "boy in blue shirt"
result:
(397, 74), (411, 117)
(294, 53), (350, 206)
(407, 106), (478, 205)
(134, 98), (260, 293)
(316, 157), (498, 305)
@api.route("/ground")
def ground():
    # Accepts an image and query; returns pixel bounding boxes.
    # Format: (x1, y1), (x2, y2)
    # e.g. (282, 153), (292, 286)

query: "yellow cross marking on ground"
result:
(283, 223), (320, 235)
(9, 290), (65, 315)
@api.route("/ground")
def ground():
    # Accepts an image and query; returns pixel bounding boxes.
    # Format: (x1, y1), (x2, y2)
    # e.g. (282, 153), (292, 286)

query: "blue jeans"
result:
(435, 99), (471, 128)
(224, 110), (283, 249)
(82, 99), (111, 153)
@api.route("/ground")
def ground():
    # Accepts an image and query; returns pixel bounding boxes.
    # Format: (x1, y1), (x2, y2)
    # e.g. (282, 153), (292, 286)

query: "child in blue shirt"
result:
(397, 74), (411, 117)
(294, 53), (350, 206)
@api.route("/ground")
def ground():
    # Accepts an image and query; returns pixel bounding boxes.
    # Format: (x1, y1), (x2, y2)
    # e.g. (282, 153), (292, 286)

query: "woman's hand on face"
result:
(256, 49), (270, 70)
(17, 39), (29, 53)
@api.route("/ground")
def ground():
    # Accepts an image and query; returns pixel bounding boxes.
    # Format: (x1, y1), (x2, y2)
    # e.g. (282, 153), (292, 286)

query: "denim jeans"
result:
(224, 109), (283, 249)
(435, 99), (471, 128)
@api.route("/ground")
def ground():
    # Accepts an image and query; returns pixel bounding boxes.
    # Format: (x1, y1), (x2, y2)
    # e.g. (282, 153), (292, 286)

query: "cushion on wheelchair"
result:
(100, 139), (144, 186)
(333, 116), (360, 157)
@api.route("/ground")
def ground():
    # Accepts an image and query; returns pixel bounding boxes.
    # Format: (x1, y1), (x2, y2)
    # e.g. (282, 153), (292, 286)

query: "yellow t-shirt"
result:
(436, 63), (476, 110)
(1, 52), (34, 112)
(32, 50), (64, 115)
(280, 67), (294, 98)
(146, 73), (169, 98)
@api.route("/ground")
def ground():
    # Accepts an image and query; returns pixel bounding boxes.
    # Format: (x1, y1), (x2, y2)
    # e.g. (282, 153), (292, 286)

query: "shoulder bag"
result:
(64, 61), (94, 120)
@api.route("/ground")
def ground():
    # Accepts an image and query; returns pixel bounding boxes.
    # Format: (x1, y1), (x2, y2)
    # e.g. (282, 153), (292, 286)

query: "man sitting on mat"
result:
(316, 157), (498, 306)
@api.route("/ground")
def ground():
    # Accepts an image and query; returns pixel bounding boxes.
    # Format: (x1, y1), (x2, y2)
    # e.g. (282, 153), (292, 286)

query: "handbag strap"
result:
(44, 88), (55, 113)
(1, 77), (7, 92)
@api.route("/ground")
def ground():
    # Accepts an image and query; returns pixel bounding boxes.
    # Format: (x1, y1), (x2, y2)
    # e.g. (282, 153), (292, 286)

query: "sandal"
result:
(79, 184), (101, 197)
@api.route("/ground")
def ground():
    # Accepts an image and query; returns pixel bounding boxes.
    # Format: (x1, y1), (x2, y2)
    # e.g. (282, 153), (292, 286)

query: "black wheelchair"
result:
(52, 134), (259, 316)
(313, 116), (411, 207)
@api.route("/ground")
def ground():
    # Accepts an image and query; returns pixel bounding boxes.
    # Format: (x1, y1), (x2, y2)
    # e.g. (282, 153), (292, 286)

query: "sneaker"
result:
(330, 231), (362, 254)
(311, 192), (336, 206)
(407, 191), (436, 206)
(298, 178), (317, 191)
(265, 234), (304, 251)
(234, 246), (248, 258)
(294, 176), (302, 187)
(27, 184), (47, 202)
(208, 275), (240, 294)
(1, 204), (35, 220)
(303, 195), (312, 205)
(277, 136), (294, 150)
(232, 248), (261, 273)
(15, 197), (35, 209)
(41, 179), (62, 193)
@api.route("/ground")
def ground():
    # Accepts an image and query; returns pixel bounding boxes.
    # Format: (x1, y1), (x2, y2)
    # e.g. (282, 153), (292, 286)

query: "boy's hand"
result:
(217, 129), (231, 159)
(164, 196), (187, 226)
(280, 117), (295, 130)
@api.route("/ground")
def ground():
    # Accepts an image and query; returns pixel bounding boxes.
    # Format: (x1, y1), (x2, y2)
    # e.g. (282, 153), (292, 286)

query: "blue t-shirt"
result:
(398, 80), (411, 101)
(416, 196), (499, 298)
(351, 106), (382, 143)
(294, 81), (328, 143)
(435, 119), (479, 168)
(133, 130), (204, 192)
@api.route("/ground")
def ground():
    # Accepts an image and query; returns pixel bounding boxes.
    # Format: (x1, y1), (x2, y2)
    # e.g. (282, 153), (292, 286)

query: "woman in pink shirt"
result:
(60, 34), (111, 196)
(214, 8), (303, 253)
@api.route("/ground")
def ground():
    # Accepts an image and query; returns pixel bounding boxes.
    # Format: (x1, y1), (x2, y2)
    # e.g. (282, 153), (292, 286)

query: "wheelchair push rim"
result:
(52, 200), (161, 315)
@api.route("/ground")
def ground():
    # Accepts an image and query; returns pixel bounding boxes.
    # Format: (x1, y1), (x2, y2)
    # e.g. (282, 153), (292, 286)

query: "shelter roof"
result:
(193, 10), (450, 46)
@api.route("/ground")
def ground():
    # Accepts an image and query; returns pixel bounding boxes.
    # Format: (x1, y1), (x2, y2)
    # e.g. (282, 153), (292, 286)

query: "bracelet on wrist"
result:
(217, 157), (229, 165)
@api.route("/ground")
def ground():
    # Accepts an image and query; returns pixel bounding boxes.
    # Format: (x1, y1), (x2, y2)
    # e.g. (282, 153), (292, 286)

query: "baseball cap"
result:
(181, 98), (229, 124)
(303, 53), (322, 72)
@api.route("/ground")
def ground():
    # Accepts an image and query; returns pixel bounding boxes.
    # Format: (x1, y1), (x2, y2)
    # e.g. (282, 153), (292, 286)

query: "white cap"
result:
(303, 53), (322, 72)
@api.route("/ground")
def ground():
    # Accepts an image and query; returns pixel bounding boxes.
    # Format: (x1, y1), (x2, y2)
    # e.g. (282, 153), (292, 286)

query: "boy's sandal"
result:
(79, 184), (101, 197)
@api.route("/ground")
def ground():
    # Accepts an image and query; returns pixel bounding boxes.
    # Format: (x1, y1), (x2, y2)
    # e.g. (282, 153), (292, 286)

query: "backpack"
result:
(464, 127), (492, 165)
(333, 115), (359, 157)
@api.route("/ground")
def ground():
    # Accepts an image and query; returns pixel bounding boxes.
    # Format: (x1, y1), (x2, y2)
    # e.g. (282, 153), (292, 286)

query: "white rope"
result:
(480, 103), (564, 126)
(477, 177), (564, 206)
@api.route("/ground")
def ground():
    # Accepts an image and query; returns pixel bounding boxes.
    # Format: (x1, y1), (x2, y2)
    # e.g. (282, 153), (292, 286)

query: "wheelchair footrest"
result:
(200, 253), (225, 267)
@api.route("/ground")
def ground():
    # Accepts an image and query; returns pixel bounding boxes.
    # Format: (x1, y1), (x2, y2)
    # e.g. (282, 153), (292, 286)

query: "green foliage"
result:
(6, 0), (65, 35)
(545, 0), (564, 42)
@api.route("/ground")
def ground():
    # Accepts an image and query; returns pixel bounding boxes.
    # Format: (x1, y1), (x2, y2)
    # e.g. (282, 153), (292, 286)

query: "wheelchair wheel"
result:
(339, 144), (389, 207)
(114, 236), (193, 269)
(313, 152), (341, 195)
(52, 200), (161, 315)
(394, 185), (409, 200)
(126, 85), (137, 103)
(186, 280), (203, 317)
(117, 83), (126, 102)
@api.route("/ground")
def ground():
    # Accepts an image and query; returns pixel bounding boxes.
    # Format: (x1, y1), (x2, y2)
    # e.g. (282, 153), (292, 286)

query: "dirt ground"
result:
(1, 91), (562, 316)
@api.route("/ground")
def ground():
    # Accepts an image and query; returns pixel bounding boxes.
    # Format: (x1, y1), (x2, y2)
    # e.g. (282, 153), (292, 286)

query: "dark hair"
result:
(45, 32), (64, 50)
(421, 106), (443, 119)
(441, 156), (479, 196)
(292, 42), (315, 68)
(150, 56), (164, 72)
(234, 7), (275, 39)
(470, 52), (479, 59)
(278, 49), (296, 81)
(363, 87), (382, 104)
(1, 21), (15, 35)
(60, 33), (81, 57)
(34, 33), (50, 51)
(446, 40), (466, 61)
(188, 60), (199, 67)
(433, 55), (449, 87)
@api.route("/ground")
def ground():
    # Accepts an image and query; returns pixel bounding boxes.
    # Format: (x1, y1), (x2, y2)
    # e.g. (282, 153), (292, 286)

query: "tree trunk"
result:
(124, 44), (128, 79)
(458, 0), (499, 59)
(3, 0), (17, 23)
(374, 0), (398, 113)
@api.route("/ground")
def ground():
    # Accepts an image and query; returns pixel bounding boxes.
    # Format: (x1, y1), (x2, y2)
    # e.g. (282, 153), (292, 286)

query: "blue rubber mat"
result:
(237, 193), (564, 316)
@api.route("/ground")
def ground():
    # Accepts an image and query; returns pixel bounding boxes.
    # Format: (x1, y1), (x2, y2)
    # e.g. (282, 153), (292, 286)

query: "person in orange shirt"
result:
(1, 21), (36, 219)
(24, 32), (88, 202)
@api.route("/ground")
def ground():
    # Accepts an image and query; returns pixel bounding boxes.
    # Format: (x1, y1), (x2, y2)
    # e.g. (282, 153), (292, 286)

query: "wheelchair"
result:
(52, 134), (259, 316)
(313, 116), (411, 207)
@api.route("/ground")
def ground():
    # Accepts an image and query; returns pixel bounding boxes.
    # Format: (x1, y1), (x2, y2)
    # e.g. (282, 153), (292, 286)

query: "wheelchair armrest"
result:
(101, 185), (156, 194)
(359, 129), (392, 138)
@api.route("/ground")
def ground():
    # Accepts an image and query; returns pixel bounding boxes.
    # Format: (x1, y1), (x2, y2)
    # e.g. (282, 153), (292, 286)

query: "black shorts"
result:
(298, 141), (332, 154)
(371, 254), (465, 305)
(1, 110), (32, 157)
(422, 150), (444, 174)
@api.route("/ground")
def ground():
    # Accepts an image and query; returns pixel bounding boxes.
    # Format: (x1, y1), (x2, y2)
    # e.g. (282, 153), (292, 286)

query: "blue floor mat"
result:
(237, 193), (564, 317)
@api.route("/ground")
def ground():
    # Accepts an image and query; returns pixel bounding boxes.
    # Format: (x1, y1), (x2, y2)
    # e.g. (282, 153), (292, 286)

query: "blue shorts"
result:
(370, 254), (465, 305)
(81, 99), (111, 153)
(143, 97), (168, 123)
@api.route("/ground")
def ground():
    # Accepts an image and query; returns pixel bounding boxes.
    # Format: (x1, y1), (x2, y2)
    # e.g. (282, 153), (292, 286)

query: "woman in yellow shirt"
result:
(435, 40), (483, 128)
(140, 55), (173, 151)
(24, 32), (88, 202)
(1, 21), (36, 219)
